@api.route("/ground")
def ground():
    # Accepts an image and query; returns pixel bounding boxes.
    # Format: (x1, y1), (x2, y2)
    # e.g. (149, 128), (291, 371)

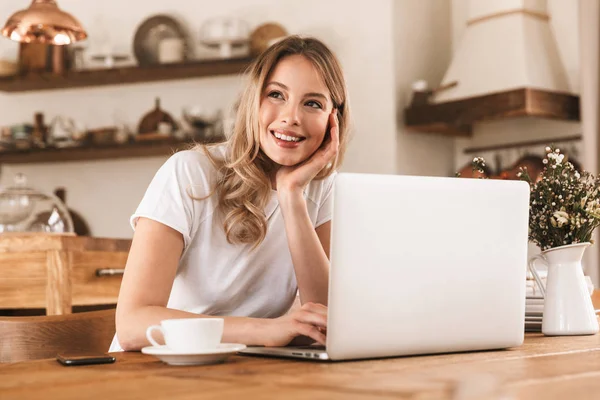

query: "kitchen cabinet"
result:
(0, 233), (130, 315)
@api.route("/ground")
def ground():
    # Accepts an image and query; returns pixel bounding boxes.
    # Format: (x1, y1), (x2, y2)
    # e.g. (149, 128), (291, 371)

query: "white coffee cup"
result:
(146, 318), (224, 352)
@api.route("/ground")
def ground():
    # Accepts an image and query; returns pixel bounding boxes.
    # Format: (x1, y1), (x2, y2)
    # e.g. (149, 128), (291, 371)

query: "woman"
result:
(112, 36), (351, 351)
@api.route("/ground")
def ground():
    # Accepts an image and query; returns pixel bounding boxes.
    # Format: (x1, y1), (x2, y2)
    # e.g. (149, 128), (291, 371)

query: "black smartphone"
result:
(56, 353), (116, 366)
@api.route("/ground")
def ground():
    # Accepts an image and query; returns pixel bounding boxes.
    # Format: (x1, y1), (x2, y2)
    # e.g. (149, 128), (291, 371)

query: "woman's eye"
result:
(268, 91), (284, 100)
(306, 100), (322, 109)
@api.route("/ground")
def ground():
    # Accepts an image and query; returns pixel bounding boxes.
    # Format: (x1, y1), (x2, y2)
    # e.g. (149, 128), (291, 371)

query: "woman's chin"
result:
(267, 152), (307, 167)
(274, 158), (304, 167)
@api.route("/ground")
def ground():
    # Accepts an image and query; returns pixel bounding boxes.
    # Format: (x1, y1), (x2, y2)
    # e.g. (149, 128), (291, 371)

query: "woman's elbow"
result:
(115, 309), (142, 351)
(115, 326), (138, 352)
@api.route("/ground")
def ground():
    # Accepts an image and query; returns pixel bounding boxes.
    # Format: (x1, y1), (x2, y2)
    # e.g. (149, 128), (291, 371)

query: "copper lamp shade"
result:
(1, 0), (87, 45)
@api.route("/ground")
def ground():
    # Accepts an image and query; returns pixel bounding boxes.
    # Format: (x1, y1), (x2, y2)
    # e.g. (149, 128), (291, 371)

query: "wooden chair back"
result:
(0, 308), (116, 363)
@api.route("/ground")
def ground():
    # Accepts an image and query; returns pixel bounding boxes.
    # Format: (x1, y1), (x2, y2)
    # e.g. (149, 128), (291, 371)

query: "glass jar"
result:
(0, 173), (74, 233)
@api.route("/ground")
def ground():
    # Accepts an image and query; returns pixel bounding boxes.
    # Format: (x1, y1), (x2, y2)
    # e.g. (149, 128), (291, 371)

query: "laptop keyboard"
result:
(292, 345), (326, 351)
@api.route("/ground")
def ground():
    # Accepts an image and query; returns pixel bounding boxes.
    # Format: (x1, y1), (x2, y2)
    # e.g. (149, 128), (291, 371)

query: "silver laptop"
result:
(240, 173), (529, 361)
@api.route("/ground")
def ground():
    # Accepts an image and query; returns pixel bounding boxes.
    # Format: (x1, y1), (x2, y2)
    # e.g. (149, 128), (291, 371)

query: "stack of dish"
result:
(525, 296), (543, 332)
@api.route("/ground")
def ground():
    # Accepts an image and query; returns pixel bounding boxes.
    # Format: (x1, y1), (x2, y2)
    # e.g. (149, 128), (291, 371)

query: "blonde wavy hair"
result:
(195, 35), (351, 248)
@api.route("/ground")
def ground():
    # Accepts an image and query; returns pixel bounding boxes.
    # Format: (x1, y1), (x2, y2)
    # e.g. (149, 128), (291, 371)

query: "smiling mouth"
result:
(271, 130), (306, 143)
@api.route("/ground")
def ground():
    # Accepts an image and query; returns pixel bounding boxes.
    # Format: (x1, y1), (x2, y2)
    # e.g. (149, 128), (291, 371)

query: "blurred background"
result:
(0, 0), (597, 283)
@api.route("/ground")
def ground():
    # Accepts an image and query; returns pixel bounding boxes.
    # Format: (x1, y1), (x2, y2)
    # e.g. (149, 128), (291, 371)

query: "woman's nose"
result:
(280, 103), (300, 126)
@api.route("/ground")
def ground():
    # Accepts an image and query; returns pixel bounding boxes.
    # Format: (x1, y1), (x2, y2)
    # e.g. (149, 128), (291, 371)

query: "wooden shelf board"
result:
(404, 88), (580, 137)
(0, 138), (222, 164)
(0, 57), (253, 92)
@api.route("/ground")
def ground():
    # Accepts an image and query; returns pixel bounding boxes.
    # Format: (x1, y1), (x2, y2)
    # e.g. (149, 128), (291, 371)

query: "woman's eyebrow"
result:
(304, 92), (328, 101)
(267, 81), (328, 101)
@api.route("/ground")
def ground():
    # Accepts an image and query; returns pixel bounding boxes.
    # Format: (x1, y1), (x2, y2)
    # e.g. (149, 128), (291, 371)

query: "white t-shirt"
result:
(109, 145), (336, 351)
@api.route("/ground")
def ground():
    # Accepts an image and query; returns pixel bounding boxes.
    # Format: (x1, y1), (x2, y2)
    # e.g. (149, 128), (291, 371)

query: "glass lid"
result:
(0, 173), (74, 233)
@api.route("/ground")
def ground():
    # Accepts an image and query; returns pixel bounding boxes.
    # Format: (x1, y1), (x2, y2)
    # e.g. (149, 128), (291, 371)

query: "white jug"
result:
(528, 242), (598, 336)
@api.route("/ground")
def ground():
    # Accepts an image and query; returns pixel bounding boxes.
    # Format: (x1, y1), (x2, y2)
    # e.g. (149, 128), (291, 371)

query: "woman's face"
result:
(259, 54), (333, 167)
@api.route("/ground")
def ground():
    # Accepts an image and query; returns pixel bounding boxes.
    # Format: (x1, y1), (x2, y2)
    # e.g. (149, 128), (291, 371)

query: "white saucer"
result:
(141, 343), (246, 366)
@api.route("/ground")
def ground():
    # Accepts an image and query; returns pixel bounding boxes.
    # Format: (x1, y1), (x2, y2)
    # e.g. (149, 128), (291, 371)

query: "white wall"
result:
(394, 0), (455, 177)
(0, 0), (397, 238)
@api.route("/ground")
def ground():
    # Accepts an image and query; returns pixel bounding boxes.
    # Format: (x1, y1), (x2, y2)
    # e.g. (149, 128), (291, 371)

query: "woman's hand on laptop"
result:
(263, 302), (327, 347)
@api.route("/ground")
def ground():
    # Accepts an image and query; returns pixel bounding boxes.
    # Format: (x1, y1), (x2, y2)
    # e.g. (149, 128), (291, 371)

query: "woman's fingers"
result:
(330, 108), (339, 141)
(293, 309), (327, 329)
(323, 110), (340, 162)
(309, 109), (339, 165)
(301, 302), (328, 317)
(295, 323), (327, 345)
(269, 305), (329, 347)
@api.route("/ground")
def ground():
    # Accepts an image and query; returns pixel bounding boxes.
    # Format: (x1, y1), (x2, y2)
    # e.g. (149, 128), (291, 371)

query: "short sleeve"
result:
(315, 172), (337, 227)
(131, 150), (214, 249)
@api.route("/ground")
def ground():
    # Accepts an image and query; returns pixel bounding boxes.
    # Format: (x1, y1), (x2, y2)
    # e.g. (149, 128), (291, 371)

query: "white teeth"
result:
(273, 131), (301, 142)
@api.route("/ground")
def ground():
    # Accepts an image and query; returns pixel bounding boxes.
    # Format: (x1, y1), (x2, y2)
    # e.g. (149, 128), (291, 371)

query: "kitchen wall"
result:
(394, 0), (454, 177)
(0, 0), (398, 238)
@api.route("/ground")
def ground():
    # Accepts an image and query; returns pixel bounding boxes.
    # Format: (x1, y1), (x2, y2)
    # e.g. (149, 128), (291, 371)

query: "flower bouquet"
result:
(517, 147), (600, 251)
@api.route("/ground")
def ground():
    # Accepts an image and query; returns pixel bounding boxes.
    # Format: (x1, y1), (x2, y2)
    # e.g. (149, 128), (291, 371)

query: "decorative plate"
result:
(133, 15), (189, 66)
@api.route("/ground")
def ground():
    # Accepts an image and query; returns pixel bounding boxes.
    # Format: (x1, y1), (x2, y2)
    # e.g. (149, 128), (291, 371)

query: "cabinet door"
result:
(0, 252), (47, 309)
(71, 251), (126, 306)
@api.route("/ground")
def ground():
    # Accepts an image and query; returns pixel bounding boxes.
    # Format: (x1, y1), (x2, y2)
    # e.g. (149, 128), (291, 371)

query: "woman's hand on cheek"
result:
(275, 108), (339, 195)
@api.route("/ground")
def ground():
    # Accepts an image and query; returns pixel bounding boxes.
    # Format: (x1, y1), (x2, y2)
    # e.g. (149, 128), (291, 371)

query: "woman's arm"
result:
(278, 192), (331, 305)
(116, 217), (327, 350)
(275, 109), (339, 306)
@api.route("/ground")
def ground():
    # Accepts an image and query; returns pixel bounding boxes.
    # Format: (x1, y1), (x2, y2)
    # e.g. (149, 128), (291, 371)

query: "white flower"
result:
(553, 211), (570, 227)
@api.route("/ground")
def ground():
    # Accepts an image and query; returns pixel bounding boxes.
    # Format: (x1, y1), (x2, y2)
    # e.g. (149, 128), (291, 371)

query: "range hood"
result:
(404, 0), (580, 136)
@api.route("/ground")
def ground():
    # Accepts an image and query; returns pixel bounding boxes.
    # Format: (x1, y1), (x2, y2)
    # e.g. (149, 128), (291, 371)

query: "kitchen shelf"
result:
(404, 88), (580, 136)
(0, 137), (222, 164)
(0, 57), (254, 92)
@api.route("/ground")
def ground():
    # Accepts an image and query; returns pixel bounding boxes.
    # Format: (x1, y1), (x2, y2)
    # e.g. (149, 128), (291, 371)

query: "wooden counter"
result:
(1, 333), (600, 399)
(0, 233), (130, 315)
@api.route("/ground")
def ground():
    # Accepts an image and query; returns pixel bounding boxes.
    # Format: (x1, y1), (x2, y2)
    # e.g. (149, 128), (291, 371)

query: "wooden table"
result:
(1, 334), (600, 400)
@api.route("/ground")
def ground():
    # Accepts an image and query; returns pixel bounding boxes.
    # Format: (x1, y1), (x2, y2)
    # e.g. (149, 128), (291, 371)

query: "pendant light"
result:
(1, 0), (87, 45)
